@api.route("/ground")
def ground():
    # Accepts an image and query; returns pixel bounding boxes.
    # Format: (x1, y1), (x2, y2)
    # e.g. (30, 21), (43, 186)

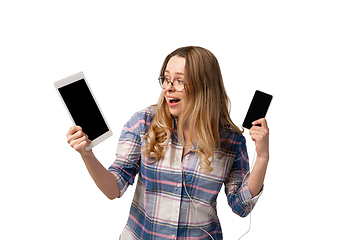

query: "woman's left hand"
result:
(249, 118), (269, 159)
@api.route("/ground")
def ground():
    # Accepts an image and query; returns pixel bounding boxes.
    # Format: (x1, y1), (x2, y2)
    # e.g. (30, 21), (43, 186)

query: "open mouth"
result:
(169, 98), (181, 104)
(168, 97), (181, 107)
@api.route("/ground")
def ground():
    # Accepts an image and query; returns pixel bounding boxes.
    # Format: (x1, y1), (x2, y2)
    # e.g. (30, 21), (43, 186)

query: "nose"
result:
(163, 81), (176, 91)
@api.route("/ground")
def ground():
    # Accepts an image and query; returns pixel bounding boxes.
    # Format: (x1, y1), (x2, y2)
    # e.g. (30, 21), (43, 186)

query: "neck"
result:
(176, 116), (195, 147)
(183, 126), (197, 147)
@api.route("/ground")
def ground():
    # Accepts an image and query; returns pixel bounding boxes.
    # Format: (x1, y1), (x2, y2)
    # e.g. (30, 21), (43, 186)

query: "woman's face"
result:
(162, 56), (188, 117)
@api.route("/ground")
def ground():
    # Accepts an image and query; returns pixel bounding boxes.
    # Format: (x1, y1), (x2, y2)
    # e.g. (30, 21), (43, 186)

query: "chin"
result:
(170, 110), (181, 117)
(168, 107), (182, 117)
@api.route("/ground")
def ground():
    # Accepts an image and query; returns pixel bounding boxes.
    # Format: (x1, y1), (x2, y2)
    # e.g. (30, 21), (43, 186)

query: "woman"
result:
(66, 46), (270, 239)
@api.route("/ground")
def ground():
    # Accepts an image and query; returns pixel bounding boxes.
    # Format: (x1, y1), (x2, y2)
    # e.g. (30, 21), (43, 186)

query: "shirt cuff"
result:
(241, 182), (264, 205)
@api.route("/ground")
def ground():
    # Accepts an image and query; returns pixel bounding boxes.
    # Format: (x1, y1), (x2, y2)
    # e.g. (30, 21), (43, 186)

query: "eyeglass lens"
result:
(160, 77), (184, 91)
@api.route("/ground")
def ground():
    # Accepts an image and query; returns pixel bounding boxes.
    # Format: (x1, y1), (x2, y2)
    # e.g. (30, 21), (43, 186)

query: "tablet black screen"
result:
(58, 79), (109, 140)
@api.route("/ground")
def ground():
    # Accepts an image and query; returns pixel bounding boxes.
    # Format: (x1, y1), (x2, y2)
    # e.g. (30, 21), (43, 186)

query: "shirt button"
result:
(176, 183), (181, 188)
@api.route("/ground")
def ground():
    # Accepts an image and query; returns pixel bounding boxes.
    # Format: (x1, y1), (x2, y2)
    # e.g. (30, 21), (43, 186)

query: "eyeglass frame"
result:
(158, 76), (191, 92)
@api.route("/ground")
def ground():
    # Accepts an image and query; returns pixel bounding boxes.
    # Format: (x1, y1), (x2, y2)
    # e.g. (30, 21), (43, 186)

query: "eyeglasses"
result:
(158, 76), (191, 92)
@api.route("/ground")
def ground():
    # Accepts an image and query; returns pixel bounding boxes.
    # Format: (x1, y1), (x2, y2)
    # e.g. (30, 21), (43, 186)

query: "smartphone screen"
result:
(242, 90), (273, 129)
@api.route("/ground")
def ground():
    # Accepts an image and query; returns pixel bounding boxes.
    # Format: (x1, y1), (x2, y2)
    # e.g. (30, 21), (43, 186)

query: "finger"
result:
(250, 127), (269, 137)
(251, 132), (266, 142)
(84, 134), (92, 146)
(249, 127), (269, 142)
(67, 130), (81, 144)
(252, 118), (268, 128)
(79, 136), (92, 151)
(66, 126), (82, 138)
(67, 130), (85, 144)
(85, 134), (90, 141)
(250, 130), (262, 142)
(74, 138), (89, 152)
(69, 138), (81, 150)
(249, 125), (261, 132)
(249, 125), (262, 136)
(70, 135), (89, 151)
(68, 134), (86, 146)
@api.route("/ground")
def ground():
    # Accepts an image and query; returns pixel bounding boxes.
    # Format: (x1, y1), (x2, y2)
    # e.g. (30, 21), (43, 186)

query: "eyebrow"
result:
(164, 70), (184, 76)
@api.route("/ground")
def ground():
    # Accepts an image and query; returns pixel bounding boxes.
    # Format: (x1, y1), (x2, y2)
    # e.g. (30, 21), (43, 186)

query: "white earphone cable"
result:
(182, 147), (257, 240)
(237, 148), (256, 239)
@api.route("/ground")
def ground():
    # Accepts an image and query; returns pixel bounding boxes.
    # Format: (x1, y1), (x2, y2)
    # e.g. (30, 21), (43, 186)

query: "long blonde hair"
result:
(142, 46), (242, 173)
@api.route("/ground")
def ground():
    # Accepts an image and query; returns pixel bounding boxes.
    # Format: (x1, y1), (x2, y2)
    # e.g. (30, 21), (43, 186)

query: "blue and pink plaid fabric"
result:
(109, 106), (261, 240)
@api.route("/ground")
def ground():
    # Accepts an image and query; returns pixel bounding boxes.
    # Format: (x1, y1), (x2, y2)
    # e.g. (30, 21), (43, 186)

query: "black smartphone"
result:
(242, 90), (273, 129)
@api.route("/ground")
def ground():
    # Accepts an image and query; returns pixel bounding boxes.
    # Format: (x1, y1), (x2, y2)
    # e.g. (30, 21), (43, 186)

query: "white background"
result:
(1, 1), (359, 239)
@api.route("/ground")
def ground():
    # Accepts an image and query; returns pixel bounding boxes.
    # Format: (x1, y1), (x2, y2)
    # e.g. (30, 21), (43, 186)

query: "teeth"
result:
(168, 97), (180, 103)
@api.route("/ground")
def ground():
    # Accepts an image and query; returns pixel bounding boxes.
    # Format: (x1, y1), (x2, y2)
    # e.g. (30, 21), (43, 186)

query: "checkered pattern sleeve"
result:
(224, 133), (262, 217)
(108, 107), (154, 197)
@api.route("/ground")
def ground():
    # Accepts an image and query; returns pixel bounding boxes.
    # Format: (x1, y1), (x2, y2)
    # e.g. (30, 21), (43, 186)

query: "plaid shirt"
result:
(109, 106), (261, 240)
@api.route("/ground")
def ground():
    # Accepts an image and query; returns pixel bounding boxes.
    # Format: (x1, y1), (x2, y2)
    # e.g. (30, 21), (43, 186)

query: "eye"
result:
(161, 76), (169, 83)
(176, 78), (184, 84)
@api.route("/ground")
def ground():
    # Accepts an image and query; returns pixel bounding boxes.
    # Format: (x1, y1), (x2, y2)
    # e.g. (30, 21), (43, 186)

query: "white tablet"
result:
(54, 72), (112, 151)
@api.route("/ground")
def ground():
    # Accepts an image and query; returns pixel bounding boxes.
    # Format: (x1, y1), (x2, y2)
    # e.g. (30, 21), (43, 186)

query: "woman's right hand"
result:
(66, 126), (92, 156)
